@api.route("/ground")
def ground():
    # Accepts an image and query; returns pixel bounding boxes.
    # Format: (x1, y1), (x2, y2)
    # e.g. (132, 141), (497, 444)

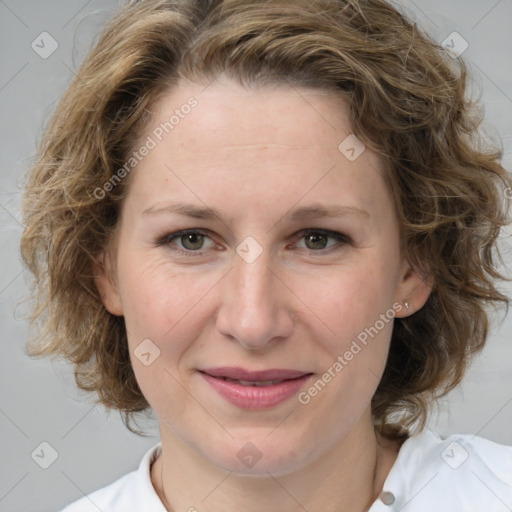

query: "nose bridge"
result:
(234, 248), (274, 309)
(215, 244), (293, 348)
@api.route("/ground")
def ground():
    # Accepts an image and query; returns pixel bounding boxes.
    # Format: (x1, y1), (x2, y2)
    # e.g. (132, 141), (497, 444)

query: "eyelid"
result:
(298, 228), (351, 245)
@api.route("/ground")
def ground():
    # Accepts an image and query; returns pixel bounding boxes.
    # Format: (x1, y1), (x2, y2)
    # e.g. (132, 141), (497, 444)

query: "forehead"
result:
(149, 78), (352, 150)
(123, 78), (389, 223)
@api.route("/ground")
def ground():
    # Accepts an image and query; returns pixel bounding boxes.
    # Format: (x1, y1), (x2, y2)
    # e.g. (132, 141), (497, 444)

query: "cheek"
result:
(291, 254), (400, 413)
(295, 255), (399, 349)
(116, 254), (211, 415)
(116, 253), (216, 357)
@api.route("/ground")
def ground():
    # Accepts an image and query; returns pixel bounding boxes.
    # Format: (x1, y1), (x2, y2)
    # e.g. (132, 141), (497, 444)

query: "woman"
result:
(20, 0), (512, 510)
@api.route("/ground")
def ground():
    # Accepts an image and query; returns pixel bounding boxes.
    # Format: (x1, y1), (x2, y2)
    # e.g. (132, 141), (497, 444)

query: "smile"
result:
(199, 368), (313, 409)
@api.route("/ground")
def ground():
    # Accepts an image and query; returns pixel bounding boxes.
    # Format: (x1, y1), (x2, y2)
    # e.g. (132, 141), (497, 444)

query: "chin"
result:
(200, 430), (318, 477)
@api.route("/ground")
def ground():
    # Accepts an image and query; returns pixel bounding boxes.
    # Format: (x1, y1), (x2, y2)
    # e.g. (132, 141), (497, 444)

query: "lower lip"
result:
(200, 373), (312, 410)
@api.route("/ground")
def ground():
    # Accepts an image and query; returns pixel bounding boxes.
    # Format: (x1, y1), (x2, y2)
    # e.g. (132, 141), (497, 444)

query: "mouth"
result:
(218, 377), (288, 387)
(198, 367), (313, 409)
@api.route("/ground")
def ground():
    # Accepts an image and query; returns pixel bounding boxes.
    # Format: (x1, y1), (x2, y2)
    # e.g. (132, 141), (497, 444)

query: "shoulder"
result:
(373, 430), (512, 512)
(60, 443), (166, 512)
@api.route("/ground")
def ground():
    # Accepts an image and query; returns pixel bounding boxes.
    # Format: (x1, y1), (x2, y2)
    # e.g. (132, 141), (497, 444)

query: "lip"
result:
(201, 367), (309, 381)
(199, 367), (313, 410)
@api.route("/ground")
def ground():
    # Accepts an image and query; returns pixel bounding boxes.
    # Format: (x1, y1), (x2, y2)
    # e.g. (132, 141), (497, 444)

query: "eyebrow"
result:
(142, 202), (369, 220)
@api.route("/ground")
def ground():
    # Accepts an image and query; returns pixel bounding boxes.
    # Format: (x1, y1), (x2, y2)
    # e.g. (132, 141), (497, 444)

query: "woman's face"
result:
(97, 78), (430, 475)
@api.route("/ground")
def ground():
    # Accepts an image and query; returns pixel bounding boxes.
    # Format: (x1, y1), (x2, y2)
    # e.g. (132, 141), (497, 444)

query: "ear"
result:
(393, 258), (433, 318)
(93, 249), (123, 316)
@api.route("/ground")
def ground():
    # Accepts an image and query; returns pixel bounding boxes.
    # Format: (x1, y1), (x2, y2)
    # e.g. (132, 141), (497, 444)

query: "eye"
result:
(294, 229), (350, 251)
(157, 228), (350, 256)
(157, 229), (215, 255)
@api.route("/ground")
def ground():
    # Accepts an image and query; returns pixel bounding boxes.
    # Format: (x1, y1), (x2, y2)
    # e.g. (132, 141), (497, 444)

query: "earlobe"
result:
(394, 261), (433, 318)
(93, 250), (123, 316)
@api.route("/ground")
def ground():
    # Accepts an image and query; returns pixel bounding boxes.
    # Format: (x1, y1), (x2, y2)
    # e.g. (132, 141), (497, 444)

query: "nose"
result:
(215, 248), (295, 350)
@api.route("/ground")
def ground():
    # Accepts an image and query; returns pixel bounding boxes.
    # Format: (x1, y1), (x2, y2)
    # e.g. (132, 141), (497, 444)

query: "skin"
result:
(95, 76), (431, 512)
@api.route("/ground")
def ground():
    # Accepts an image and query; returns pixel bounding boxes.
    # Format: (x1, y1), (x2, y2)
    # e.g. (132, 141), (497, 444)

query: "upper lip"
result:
(200, 367), (310, 381)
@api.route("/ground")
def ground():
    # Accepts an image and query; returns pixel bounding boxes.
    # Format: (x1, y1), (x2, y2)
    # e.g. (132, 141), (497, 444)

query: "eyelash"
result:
(156, 228), (351, 257)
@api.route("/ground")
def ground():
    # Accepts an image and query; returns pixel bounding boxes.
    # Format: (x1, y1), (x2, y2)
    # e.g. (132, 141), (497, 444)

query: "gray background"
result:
(0, 1), (511, 511)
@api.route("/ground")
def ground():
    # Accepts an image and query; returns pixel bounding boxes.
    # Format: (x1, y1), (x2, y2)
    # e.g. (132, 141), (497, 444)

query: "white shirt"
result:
(61, 430), (512, 512)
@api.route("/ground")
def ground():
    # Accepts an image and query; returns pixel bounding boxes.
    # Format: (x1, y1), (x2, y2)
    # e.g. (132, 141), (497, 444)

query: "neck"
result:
(151, 408), (399, 512)
(151, 409), (400, 512)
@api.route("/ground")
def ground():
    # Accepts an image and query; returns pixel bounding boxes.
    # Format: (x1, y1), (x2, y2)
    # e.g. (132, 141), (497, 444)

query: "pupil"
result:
(306, 233), (327, 250)
(182, 233), (203, 250)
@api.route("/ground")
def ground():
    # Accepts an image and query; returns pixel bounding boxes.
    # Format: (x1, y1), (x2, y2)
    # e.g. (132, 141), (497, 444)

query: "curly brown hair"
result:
(20, 0), (511, 438)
